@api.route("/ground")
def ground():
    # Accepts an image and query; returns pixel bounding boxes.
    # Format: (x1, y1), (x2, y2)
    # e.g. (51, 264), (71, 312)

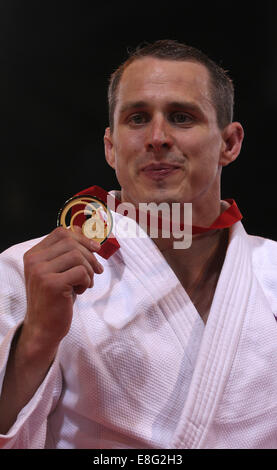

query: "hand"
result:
(22, 226), (103, 353)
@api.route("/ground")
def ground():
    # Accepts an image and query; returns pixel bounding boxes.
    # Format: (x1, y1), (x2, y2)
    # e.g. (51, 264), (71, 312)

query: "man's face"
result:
(105, 57), (233, 208)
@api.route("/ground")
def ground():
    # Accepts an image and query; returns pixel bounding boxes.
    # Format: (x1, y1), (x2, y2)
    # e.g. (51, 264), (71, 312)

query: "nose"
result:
(145, 115), (174, 153)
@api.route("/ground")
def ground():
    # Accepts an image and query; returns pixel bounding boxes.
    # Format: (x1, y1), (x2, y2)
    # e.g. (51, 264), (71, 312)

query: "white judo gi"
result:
(0, 209), (277, 449)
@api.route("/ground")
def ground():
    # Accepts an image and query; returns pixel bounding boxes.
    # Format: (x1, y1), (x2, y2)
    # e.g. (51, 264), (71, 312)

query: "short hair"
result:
(108, 39), (234, 132)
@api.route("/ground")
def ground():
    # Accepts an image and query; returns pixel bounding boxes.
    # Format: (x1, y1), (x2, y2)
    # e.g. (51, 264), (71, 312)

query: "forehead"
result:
(116, 57), (213, 111)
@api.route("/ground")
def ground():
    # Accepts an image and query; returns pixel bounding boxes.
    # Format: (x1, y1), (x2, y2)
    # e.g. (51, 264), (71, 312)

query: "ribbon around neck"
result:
(73, 185), (243, 259)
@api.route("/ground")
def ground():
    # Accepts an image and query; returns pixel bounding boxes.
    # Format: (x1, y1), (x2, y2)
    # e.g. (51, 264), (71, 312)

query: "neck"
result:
(153, 197), (228, 282)
(155, 227), (228, 278)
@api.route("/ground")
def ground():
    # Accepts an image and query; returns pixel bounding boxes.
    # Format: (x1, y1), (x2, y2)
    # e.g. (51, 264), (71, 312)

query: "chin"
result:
(139, 190), (184, 205)
(122, 182), (190, 205)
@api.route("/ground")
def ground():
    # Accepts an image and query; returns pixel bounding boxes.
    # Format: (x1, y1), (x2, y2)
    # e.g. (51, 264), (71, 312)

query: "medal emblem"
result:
(57, 195), (113, 244)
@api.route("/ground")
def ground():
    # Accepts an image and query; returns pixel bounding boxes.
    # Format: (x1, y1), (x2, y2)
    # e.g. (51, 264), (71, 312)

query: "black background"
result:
(1, 0), (277, 252)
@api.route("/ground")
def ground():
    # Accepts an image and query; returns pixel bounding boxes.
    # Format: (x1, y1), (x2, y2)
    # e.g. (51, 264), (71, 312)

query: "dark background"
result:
(1, 0), (276, 252)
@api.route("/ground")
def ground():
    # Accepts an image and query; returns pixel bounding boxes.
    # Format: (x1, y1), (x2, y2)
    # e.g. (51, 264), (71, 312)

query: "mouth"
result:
(141, 162), (181, 180)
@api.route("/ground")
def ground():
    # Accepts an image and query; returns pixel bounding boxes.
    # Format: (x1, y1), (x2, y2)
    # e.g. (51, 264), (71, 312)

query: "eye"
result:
(170, 112), (193, 124)
(128, 113), (149, 125)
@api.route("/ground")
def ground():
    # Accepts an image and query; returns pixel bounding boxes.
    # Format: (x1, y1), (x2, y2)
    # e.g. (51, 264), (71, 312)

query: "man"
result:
(0, 40), (277, 449)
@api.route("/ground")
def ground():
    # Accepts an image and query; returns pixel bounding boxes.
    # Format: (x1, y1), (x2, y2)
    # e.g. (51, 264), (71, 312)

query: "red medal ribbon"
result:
(75, 186), (243, 259)
(191, 198), (242, 234)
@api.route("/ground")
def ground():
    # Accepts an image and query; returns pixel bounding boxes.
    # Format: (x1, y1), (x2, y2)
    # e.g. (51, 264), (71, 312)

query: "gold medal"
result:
(57, 195), (113, 244)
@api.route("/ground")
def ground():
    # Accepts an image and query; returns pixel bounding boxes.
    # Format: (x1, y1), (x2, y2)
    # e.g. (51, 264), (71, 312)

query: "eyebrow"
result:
(119, 101), (149, 114)
(168, 101), (204, 114)
(119, 100), (205, 117)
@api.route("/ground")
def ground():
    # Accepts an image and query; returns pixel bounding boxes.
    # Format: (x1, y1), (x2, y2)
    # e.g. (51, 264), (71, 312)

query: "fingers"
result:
(25, 226), (103, 267)
(24, 226), (104, 296)
(31, 226), (101, 254)
(28, 237), (103, 274)
(47, 266), (94, 297)
(49, 250), (102, 281)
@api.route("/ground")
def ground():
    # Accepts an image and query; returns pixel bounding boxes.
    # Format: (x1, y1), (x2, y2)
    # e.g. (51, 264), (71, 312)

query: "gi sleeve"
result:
(0, 323), (62, 448)
(0, 239), (63, 449)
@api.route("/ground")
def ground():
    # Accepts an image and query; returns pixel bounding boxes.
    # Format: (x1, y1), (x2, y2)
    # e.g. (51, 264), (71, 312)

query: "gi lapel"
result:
(171, 221), (256, 448)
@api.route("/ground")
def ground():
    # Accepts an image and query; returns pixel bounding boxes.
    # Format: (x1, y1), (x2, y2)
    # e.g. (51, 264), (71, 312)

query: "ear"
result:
(219, 122), (244, 167)
(104, 127), (115, 169)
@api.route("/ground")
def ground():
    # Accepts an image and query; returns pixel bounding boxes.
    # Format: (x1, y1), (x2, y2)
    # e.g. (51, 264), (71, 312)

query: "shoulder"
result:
(248, 233), (277, 268)
(1, 235), (46, 257)
(247, 232), (277, 312)
(0, 235), (46, 277)
(0, 236), (46, 336)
